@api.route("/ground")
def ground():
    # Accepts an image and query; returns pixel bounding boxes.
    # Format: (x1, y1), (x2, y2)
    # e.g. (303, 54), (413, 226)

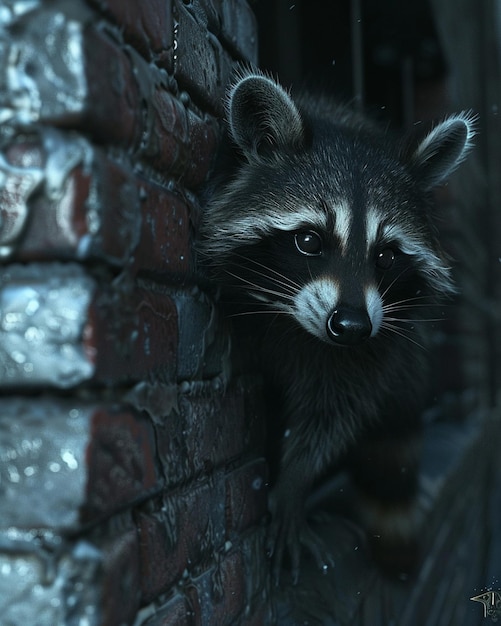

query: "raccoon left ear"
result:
(407, 112), (476, 190)
(226, 69), (305, 159)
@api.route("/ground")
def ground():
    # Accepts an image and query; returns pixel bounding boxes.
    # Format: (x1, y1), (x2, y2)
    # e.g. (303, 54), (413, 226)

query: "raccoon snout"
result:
(326, 307), (372, 345)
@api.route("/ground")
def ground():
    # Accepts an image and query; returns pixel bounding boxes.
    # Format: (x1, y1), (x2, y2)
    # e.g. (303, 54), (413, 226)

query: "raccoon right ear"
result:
(407, 112), (476, 190)
(226, 70), (305, 159)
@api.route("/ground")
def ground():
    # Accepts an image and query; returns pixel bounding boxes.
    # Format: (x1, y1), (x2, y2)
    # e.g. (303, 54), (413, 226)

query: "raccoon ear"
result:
(408, 112), (476, 190)
(226, 70), (305, 158)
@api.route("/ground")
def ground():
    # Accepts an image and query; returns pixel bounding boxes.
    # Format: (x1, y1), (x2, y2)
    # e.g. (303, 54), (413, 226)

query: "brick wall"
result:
(0, 2), (267, 625)
(2, 3), (499, 626)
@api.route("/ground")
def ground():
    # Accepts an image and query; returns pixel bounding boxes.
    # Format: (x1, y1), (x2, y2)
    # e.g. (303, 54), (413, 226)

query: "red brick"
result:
(88, 286), (179, 385)
(82, 27), (143, 147)
(0, 6), (218, 184)
(1, 132), (196, 275)
(87, 0), (174, 71)
(135, 506), (176, 603)
(155, 380), (266, 488)
(138, 593), (192, 626)
(2, 137), (140, 266)
(136, 476), (226, 600)
(147, 87), (189, 175)
(225, 460), (268, 535)
(134, 81), (219, 187)
(148, 86), (219, 186)
(87, 33), (219, 186)
(0, 264), (178, 389)
(186, 550), (245, 626)
(82, 407), (160, 524)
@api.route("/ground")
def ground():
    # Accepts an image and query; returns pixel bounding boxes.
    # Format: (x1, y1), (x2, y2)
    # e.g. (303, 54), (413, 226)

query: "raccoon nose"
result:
(327, 307), (372, 345)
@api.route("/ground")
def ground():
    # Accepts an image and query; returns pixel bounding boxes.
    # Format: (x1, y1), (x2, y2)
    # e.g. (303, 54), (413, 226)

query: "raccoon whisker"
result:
(228, 264), (299, 298)
(380, 267), (412, 301)
(232, 253), (302, 292)
(224, 270), (296, 302)
(384, 316), (446, 324)
(379, 321), (427, 351)
(382, 294), (436, 308)
(382, 303), (449, 317)
(383, 302), (438, 311)
(229, 309), (293, 318)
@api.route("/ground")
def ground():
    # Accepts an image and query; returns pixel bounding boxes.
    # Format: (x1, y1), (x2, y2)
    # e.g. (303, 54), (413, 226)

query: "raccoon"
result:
(198, 69), (474, 583)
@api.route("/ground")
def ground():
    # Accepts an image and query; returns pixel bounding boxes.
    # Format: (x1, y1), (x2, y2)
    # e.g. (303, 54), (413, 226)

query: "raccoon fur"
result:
(198, 69), (475, 583)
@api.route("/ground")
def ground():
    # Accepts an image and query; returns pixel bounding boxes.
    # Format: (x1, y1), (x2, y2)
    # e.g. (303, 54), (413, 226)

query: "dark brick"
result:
(217, 0), (258, 63)
(87, 284), (179, 386)
(239, 606), (268, 626)
(100, 526), (142, 626)
(183, 106), (220, 187)
(83, 407), (161, 524)
(132, 78), (219, 187)
(87, 0), (174, 71)
(136, 507), (176, 603)
(146, 86), (190, 174)
(136, 476), (226, 600)
(225, 460), (268, 535)
(189, 0), (221, 35)
(0, 0), (262, 624)
(174, 290), (231, 380)
(137, 593), (193, 626)
(240, 529), (270, 617)
(132, 180), (193, 279)
(173, 0), (232, 115)
(87, 31), (220, 185)
(82, 26), (143, 147)
(186, 550), (245, 626)
(155, 379), (265, 488)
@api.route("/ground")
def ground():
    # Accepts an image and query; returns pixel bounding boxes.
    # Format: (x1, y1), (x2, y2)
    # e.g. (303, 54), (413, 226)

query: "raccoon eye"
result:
(376, 247), (396, 270)
(294, 231), (322, 256)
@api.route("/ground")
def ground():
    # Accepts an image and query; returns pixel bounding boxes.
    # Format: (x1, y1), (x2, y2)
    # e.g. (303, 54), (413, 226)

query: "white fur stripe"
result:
(365, 286), (383, 336)
(365, 206), (382, 253)
(294, 278), (339, 342)
(381, 223), (455, 292)
(333, 200), (352, 252)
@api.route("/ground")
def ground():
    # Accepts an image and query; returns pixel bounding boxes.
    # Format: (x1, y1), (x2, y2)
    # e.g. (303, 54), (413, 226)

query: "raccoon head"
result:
(201, 70), (475, 347)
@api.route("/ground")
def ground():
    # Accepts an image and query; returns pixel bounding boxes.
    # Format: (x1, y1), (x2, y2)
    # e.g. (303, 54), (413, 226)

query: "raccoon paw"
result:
(267, 511), (335, 585)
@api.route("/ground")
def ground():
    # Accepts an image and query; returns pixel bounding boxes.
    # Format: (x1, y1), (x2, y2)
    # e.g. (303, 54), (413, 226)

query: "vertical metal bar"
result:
(276, 0), (302, 85)
(351, 0), (364, 111)
(480, 0), (501, 407)
(401, 55), (414, 127)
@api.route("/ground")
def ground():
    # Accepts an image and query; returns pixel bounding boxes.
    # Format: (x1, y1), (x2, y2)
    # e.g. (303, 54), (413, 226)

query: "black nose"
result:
(326, 307), (372, 345)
